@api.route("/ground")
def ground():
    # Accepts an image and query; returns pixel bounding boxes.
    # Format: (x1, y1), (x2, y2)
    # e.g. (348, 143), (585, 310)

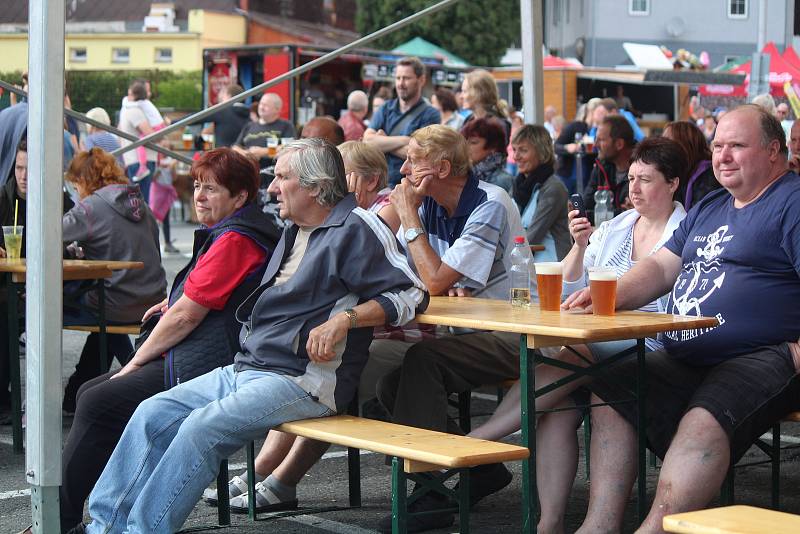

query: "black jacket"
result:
(163, 203), (281, 388)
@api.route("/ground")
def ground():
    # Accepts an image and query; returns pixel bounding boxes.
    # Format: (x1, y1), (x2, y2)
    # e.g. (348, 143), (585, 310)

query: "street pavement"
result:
(2, 219), (800, 533)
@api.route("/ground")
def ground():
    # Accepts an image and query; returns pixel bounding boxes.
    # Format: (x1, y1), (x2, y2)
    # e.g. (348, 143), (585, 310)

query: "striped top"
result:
(397, 173), (526, 301)
(599, 224), (661, 350)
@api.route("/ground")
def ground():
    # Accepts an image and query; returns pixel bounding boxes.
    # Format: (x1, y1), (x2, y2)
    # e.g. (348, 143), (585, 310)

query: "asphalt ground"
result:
(2, 219), (800, 533)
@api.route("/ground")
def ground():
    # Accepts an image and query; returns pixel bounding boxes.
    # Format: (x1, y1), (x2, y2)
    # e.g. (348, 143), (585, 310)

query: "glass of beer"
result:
(588, 266), (617, 316)
(535, 262), (563, 311)
(2, 225), (23, 260)
(267, 137), (279, 159)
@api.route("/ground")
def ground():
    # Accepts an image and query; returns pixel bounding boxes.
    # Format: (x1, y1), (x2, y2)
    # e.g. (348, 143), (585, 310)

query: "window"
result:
(69, 47), (87, 63)
(629, 0), (650, 16)
(155, 47), (172, 63)
(552, 0), (561, 26)
(112, 47), (130, 63)
(728, 0), (748, 18)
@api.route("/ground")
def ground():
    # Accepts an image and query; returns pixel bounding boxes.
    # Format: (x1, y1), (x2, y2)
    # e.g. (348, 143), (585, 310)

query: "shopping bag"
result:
(149, 175), (178, 222)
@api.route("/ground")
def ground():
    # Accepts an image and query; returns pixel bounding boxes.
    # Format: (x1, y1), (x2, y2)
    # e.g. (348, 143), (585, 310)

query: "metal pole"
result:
(521, 0), (545, 124)
(112, 0), (461, 158)
(27, 0), (65, 531)
(757, 0), (768, 53)
(0, 80), (193, 165)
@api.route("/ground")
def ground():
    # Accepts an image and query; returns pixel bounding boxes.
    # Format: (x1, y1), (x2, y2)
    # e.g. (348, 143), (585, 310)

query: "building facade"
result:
(545, 0), (797, 67)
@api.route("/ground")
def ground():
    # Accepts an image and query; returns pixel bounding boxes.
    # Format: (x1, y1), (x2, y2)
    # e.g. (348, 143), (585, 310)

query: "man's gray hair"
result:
(279, 138), (348, 207)
(347, 90), (368, 112)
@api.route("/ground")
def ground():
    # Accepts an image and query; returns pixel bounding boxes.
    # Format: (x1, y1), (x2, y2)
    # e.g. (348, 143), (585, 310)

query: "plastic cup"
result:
(2, 225), (23, 260)
(535, 262), (563, 311)
(588, 266), (617, 316)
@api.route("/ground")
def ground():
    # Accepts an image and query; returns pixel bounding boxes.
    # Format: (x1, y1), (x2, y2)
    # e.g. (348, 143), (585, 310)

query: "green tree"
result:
(356, 0), (520, 67)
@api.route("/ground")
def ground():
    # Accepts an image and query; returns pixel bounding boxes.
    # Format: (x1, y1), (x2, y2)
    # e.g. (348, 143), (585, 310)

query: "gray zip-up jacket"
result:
(62, 183), (167, 323)
(234, 194), (427, 412)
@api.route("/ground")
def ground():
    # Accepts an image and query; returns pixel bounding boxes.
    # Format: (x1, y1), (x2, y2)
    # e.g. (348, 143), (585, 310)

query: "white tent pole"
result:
(27, 0), (65, 531)
(521, 0), (545, 124)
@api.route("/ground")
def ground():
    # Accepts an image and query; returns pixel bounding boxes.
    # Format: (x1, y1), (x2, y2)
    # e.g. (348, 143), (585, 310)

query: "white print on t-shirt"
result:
(664, 225), (732, 342)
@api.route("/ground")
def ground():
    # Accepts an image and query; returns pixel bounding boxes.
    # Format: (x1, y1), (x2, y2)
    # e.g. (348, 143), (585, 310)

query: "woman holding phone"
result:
(467, 137), (688, 534)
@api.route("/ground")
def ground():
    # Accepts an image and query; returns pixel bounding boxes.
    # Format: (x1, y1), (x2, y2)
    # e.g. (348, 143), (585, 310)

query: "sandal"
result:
(202, 474), (249, 506)
(229, 481), (298, 514)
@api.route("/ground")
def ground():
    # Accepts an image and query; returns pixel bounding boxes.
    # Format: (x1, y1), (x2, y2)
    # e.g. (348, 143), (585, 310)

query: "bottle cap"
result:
(514, 236), (525, 244)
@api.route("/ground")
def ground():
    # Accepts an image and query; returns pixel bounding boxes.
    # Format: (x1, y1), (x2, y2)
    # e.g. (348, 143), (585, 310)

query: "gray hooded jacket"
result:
(62, 183), (167, 322)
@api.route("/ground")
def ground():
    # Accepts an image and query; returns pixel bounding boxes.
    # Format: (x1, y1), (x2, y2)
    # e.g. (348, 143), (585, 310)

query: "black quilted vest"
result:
(163, 203), (281, 388)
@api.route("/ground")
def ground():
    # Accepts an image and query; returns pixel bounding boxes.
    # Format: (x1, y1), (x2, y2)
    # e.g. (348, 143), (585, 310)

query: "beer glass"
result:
(588, 266), (617, 316)
(267, 137), (279, 159)
(535, 262), (563, 311)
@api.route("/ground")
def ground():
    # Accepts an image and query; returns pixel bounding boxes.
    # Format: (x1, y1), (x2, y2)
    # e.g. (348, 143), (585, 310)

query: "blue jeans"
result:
(125, 162), (154, 204)
(85, 365), (333, 534)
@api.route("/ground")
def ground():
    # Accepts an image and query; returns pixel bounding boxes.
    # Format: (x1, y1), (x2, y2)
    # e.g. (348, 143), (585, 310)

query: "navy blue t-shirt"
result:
(369, 98), (441, 186)
(661, 173), (800, 364)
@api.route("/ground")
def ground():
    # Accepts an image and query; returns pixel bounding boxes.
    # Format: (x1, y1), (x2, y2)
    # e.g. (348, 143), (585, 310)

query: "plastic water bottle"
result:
(594, 186), (614, 226)
(509, 236), (532, 307)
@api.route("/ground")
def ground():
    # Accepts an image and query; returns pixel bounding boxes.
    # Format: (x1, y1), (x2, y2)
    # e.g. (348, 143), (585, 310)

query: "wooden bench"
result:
(63, 324), (141, 335)
(663, 505), (800, 533)
(722, 411), (800, 510)
(63, 324), (141, 375)
(274, 415), (529, 533)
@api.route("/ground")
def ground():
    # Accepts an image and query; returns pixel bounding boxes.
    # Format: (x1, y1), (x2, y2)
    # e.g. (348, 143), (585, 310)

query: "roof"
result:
(0, 0), (238, 24)
(578, 67), (745, 86)
(246, 11), (360, 48)
(392, 37), (469, 68)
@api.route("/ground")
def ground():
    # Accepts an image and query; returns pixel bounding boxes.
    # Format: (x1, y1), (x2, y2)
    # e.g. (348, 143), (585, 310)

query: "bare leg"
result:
(469, 345), (593, 441)
(576, 396), (638, 534)
(635, 408), (729, 533)
(536, 402), (583, 534)
(253, 430), (297, 476)
(273, 437), (331, 486)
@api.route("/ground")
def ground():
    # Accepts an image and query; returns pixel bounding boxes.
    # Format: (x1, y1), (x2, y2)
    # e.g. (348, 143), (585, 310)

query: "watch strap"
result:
(343, 308), (358, 329)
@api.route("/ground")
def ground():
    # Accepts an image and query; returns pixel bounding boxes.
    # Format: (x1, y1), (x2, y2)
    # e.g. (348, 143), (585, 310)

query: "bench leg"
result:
(8, 277), (23, 453)
(347, 394), (361, 507)
(217, 459), (231, 526)
(391, 457), (408, 534)
(247, 440), (257, 520)
(772, 423), (780, 510)
(583, 413), (591, 479)
(458, 468), (470, 534)
(720, 464), (734, 506)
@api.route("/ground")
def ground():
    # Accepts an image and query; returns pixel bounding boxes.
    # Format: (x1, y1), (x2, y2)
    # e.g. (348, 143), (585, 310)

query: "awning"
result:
(392, 37), (470, 68)
(700, 42), (800, 97)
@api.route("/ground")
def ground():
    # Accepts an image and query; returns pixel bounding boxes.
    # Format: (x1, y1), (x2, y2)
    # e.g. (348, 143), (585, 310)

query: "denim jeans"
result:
(85, 365), (333, 534)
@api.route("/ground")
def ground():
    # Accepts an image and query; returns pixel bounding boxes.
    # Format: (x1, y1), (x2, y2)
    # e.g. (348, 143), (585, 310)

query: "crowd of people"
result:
(0, 54), (799, 534)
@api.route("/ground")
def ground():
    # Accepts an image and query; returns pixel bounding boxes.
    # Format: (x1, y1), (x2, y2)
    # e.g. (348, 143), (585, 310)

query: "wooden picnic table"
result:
(663, 505), (800, 534)
(1, 259), (144, 453)
(417, 296), (718, 533)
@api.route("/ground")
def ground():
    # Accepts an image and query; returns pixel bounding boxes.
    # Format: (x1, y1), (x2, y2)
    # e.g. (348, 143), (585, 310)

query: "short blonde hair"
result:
(338, 141), (388, 190)
(410, 124), (471, 177)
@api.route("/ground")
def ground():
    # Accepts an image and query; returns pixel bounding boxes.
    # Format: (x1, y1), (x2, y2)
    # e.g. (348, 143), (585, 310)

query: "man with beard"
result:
(364, 56), (441, 187)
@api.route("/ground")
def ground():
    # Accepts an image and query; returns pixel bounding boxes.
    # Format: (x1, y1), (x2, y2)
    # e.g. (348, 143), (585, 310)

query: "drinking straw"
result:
(13, 199), (18, 232)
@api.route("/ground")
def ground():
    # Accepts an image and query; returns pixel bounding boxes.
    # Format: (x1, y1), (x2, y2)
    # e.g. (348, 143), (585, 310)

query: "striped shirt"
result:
(397, 173), (525, 301)
(603, 225), (661, 350)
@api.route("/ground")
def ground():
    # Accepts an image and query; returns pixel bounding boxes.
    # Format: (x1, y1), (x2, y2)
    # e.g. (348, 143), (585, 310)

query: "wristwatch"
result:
(343, 308), (358, 329)
(404, 227), (426, 243)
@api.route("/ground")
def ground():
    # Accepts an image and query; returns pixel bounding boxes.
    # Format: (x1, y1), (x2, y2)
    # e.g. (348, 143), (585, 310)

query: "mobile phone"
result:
(569, 194), (587, 219)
